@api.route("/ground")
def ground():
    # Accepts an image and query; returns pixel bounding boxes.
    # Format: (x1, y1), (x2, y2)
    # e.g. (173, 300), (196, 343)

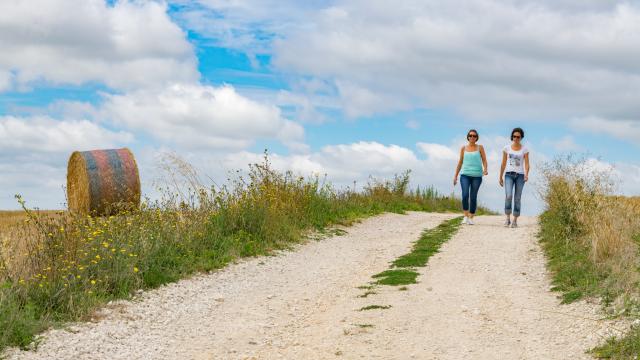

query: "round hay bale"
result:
(67, 148), (141, 216)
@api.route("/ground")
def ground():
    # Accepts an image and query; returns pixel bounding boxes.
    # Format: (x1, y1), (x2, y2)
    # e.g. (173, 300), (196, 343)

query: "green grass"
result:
(538, 210), (614, 304)
(371, 217), (462, 287)
(586, 229), (640, 359)
(359, 305), (392, 311)
(591, 328), (640, 359)
(0, 159), (467, 353)
(372, 269), (419, 286)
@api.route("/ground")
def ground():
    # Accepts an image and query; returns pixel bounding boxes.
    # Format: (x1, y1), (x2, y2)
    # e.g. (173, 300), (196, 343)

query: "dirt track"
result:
(5, 212), (623, 359)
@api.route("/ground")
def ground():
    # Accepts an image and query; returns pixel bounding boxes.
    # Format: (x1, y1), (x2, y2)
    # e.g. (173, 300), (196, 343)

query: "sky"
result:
(2, 0), (640, 214)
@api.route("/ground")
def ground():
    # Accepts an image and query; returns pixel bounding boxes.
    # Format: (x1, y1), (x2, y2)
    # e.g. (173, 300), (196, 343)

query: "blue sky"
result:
(2, 0), (640, 214)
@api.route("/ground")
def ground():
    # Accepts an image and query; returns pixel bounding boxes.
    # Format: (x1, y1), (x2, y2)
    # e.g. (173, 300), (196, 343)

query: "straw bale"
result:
(67, 148), (141, 215)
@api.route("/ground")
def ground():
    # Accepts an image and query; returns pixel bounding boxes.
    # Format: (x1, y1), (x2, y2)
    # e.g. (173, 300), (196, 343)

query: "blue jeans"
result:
(460, 175), (482, 214)
(504, 172), (525, 216)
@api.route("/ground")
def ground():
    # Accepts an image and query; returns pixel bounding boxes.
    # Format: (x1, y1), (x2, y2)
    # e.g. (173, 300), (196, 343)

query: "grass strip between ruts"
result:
(372, 216), (462, 287)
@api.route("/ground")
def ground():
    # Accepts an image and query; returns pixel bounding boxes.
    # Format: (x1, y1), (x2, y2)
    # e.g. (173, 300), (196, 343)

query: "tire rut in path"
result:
(4, 213), (622, 360)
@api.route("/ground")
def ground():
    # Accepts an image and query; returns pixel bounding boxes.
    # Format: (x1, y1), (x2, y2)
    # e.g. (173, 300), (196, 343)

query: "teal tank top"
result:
(461, 151), (483, 177)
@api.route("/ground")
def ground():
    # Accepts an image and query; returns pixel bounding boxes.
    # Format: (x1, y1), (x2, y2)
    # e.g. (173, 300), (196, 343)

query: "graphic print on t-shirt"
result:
(508, 153), (522, 168)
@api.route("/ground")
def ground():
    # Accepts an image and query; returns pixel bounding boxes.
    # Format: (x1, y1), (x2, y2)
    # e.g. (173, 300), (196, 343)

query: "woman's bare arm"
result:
(480, 145), (488, 175)
(453, 146), (464, 185)
(524, 152), (530, 182)
(499, 151), (507, 187)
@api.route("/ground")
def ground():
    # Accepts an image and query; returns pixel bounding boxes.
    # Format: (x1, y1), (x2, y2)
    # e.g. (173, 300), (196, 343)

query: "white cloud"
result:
(268, 0), (640, 121)
(171, 0), (327, 55)
(0, 161), (67, 210)
(0, 116), (133, 153)
(101, 83), (305, 151)
(541, 135), (584, 152)
(571, 117), (640, 143)
(0, 0), (197, 91)
(417, 142), (458, 161)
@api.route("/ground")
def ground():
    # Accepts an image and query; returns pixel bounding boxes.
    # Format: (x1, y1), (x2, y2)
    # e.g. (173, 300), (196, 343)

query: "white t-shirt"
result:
(503, 145), (529, 174)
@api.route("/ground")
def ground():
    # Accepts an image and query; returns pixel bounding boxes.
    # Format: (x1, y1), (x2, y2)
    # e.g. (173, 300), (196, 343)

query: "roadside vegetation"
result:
(538, 156), (640, 358)
(0, 154), (465, 353)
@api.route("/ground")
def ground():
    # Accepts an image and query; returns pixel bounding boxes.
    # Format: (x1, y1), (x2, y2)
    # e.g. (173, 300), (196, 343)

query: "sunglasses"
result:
(512, 135), (522, 139)
(468, 134), (478, 138)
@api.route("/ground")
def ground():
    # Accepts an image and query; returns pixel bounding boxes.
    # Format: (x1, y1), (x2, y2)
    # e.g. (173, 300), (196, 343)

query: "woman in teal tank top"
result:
(453, 129), (488, 225)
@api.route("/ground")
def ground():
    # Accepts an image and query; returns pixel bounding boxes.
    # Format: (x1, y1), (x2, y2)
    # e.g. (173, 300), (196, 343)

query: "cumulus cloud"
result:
(541, 135), (584, 152)
(268, 0), (640, 121)
(171, 0), (328, 56)
(0, 0), (197, 91)
(0, 116), (133, 154)
(101, 83), (305, 151)
(571, 117), (640, 143)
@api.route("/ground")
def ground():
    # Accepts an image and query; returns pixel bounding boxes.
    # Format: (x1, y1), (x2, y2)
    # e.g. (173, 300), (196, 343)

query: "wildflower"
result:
(95, 255), (101, 260)
(91, 280), (96, 285)
(133, 267), (139, 273)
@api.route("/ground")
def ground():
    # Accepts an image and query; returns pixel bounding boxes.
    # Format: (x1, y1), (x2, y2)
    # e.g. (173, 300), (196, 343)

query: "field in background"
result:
(0, 155), (484, 353)
(538, 156), (640, 358)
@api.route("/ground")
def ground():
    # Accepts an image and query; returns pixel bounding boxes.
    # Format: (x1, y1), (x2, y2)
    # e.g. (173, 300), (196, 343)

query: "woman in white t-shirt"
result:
(499, 127), (530, 228)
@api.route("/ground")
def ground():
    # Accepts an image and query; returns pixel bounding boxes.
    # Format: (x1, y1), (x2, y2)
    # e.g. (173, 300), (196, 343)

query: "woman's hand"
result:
(499, 177), (504, 187)
(453, 176), (458, 186)
(483, 170), (488, 176)
(524, 174), (529, 182)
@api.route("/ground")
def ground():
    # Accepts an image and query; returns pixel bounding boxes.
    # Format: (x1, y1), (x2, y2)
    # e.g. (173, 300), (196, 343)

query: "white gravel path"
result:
(4, 212), (624, 360)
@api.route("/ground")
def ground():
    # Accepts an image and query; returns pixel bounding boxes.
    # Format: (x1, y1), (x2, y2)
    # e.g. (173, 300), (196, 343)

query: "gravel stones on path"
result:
(4, 213), (623, 359)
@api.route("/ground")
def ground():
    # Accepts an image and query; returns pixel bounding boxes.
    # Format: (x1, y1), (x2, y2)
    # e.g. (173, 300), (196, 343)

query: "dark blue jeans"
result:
(460, 175), (482, 214)
(504, 172), (525, 216)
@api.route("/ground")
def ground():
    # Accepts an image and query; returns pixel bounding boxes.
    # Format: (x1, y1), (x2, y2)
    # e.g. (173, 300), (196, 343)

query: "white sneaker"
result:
(462, 216), (468, 225)
(467, 218), (475, 225)
(504, 219), (511, 227)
